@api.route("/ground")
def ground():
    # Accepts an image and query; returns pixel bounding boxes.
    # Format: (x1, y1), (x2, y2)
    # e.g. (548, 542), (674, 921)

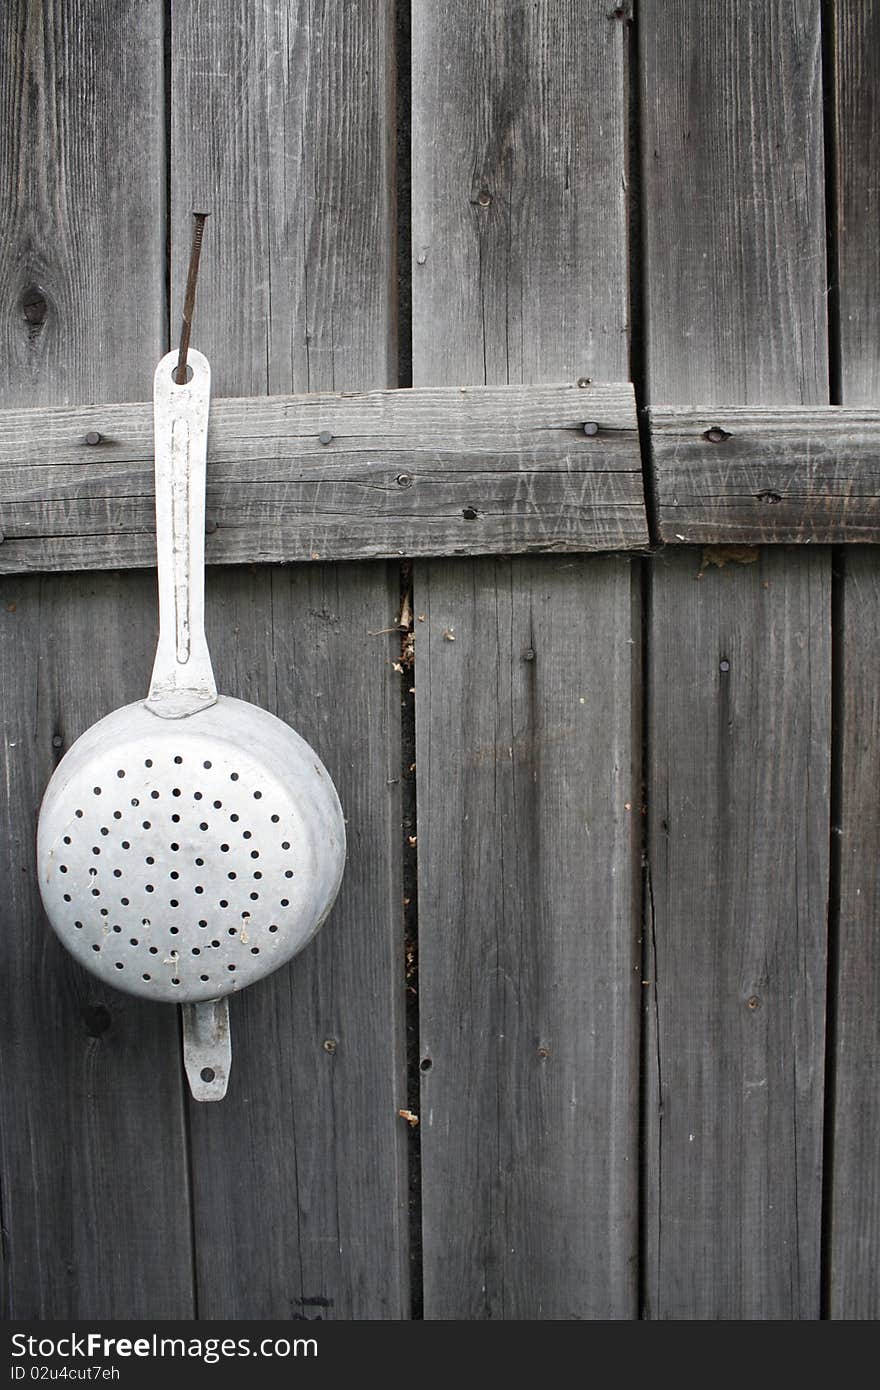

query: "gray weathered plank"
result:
(650, 406), (880, 544)
(172, 0), (410, 1318)
(641, 0), (830, 1318)
(828, 0), (880, 1322)
(0, 1), (193, 1317)
(413, 0), (640, 1319)
(0, 383), (647, 572)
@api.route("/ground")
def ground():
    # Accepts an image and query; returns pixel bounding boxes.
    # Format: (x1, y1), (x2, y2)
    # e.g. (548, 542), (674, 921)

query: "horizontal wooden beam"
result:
(0, 383), (647, 572)
(8, 394), (880, 569)
(651, 406), (880, 543)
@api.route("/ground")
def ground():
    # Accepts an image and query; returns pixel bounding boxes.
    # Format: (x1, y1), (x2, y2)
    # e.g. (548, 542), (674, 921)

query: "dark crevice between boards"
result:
(163, 0), (173, 354)
(399, 559), (422, 1320)
(628, 0), (654, 1318)
(819, 0), (843, 1320)
(625, 0), (657, 548)
(164, 0), (200, 1320)
(396, 0), (422, 1321)
(820, 0), (842, 410)
(396, 0), (413, 391)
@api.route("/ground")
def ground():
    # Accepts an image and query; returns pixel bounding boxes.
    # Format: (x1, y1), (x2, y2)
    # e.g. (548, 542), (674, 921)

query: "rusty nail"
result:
(318, 430), (334, 445)
(52, 734), (63, 749)
(84, 430), (102, 446)
(523, 648), (536, 662)
(537, 1046), (550, 1059)
(719, 659), (730, 673)
(747, 995), (761, 1010)
(576, 377), (592, 388)
(583, 421), (600, 436)
(478, 189), (492, 207)
(322, 1038), (337, 1054)
(396, 473), (413, 488)
(175, 212), (209, 385)
(205, 518), (218, 534)
(704, 426), (730, 443)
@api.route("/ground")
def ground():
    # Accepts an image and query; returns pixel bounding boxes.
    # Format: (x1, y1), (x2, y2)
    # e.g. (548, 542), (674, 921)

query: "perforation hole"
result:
(200, 974), (209, 982)
(173, 756), (183, 765)
(231, 772), (239, 781)
(63, 893), (71, 903)
(63, 836), (71, 845)
(142, 974), (151, 981)
(114, 962), (124, 971)
(117, 769), (125, 779)
(93, 787), (101, 796)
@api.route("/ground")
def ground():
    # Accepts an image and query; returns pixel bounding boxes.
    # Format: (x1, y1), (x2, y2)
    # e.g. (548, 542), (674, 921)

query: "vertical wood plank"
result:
(172, 0), (409, 1318)
(0, 2), (194, 1317)
(412, 0), (641, 1318)
(828, 0), (880, 1321)
(641, 0), (830, 1318)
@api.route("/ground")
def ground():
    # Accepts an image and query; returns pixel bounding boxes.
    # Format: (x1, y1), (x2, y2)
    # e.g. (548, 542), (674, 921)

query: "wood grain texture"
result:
(172, 0), (410, 1318)
(641, 0), (830, 1318)
(828, 0), (880, 1321)
(831, 553), (880, 1319)
(0, 2), (193, 1318)
(650, 407), (880, 543)
(645, 548), (830, 1319)
(0, 383), (647, 572)
(413, 0), (640, 1319)
(834, 0), (880, 406)
(171, 0), (394, 399)
(641, 0), (827, 406)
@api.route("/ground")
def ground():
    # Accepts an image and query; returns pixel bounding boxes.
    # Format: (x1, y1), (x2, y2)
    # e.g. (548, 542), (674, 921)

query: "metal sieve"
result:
(37, 349), (346, 1100)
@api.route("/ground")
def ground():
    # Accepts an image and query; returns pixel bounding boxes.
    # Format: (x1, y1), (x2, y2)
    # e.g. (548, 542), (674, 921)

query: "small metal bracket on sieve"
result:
(182, 998), (231, 1101)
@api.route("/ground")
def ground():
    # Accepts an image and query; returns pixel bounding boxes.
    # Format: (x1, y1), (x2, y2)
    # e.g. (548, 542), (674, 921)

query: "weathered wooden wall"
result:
(1, 0), (878, 1321)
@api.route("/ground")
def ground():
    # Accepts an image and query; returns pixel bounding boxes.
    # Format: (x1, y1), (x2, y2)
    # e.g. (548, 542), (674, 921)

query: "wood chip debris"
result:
(398, 1109), (420, 1128)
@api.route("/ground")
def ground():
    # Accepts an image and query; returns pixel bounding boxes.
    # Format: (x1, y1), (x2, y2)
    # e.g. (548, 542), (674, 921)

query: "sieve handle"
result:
(182, 998), (231, 1101)
(146, 348), (218, 719)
